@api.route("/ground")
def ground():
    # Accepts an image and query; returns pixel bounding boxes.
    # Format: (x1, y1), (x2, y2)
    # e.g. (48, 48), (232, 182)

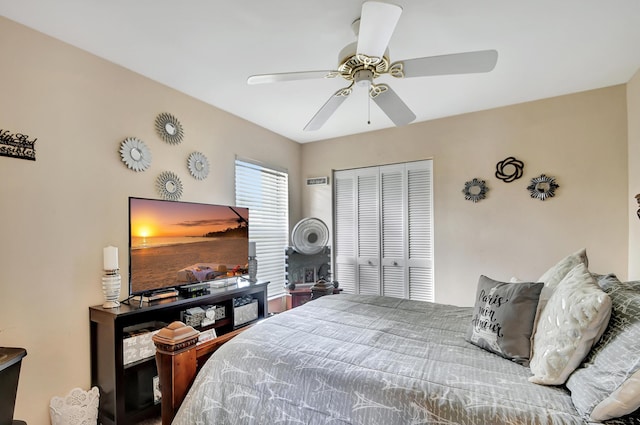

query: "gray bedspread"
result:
(172, 294), (633, 425)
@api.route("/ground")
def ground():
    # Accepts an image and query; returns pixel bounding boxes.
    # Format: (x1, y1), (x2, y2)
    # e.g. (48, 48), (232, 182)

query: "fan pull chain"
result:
(367, 93), (371, 125)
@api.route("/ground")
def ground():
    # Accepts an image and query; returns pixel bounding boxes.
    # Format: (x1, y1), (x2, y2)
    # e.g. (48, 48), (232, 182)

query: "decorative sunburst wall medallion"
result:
(155, 112), (184, 145)
(527, 174), (559, 201)
(495, 156), (524, 182)
(156, 171), (183, 201)
(187, 152), (210, 180)
(119, 137), (152, 172)
(462, 178), (489, 203)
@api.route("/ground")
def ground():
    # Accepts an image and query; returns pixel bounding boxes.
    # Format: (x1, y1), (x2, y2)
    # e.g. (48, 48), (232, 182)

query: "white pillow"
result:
(537, 248), (588, 301)
(565, 282), (640, 421)
(591, 369), (640, 421)
(529, 263), (611, 385)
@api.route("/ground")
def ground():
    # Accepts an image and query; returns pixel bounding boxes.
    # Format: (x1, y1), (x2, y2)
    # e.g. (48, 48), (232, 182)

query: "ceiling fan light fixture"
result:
(354, 69), (374, 87)
(246, 1), (498, 131)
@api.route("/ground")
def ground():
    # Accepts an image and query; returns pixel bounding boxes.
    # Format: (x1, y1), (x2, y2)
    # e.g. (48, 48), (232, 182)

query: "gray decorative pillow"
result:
(592, 273), (622, 291)
(565, 284), (640, 421)
(466, 276), (543, 366)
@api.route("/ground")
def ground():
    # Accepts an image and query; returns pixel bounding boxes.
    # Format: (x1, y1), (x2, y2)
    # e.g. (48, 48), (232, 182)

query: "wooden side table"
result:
(286, 285), (342, 309)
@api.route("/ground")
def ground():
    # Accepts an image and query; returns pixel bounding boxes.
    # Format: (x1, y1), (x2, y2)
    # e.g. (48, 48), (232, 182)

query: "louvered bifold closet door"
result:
(333, 160), (433, 301)
(407, 161), (434, 302)
(356, 168), (380, 295)
(333, 171), (357, 294)
(380, 164), (407, 298)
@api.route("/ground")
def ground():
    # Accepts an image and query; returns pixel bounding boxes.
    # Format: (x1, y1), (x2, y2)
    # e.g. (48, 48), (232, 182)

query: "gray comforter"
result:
(172, 294), (634, 425)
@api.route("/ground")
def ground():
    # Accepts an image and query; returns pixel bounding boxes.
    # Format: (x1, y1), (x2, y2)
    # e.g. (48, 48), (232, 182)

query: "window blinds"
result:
(235, 159), (289, 299)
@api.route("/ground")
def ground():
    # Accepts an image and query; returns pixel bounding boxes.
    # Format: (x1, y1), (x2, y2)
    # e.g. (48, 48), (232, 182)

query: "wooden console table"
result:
(89, 281), (268, 425)
(286, 285), (342, 309)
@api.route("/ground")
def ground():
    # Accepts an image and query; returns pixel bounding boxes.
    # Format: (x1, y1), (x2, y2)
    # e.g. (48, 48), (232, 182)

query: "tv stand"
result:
(89, 281), (268, 425)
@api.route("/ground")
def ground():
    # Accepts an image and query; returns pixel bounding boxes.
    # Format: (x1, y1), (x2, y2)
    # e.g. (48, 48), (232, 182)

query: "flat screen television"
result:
(128, 197), (249, 295)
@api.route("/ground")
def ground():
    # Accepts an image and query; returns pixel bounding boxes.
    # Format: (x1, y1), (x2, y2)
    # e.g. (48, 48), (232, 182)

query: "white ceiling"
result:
(2, 1), (640, 143)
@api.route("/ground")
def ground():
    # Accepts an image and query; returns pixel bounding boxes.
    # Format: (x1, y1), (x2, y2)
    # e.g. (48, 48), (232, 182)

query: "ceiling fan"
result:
(247, 1), (498, 131)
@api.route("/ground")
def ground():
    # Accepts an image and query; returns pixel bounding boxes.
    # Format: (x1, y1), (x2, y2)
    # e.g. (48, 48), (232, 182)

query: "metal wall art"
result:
(462, 178), (489, 203)
(187, 152), (210, 180)
(155, 113), (184, 145)
(156, 171), (183, 201)
(635, 194), (640, 220)
(0, 128), (37, 161)
(527, 174), (559, 201)
(495, 156), (524, 182)
(119, 137), (152, 172)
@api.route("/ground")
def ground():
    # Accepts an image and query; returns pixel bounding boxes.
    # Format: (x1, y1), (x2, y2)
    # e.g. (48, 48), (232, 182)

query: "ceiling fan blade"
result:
(396, 50), (498, 78)
(370, 84), (416, 126)
(247, 70), (338, 85)
(304, 86), (353, 131)
(356, 1), (403, 59)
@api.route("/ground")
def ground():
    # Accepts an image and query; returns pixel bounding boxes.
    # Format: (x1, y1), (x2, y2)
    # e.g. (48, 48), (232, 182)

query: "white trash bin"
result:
(49, 386), (99, 425)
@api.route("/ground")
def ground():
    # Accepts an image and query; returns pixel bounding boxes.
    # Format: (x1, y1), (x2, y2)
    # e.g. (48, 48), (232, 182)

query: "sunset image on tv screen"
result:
(129, 198), (249, 294)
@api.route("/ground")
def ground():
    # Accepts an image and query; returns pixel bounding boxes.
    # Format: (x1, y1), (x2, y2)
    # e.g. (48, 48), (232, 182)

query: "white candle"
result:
(103, 246), (118, 270)
(248, 242), (256, 257)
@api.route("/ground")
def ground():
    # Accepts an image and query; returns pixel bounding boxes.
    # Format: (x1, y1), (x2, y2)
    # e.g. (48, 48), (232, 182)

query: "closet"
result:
(333, 160), (434, 301)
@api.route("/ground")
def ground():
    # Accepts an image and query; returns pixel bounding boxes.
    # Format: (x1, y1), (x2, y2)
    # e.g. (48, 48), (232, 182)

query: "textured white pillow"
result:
(565, 282), (640, 421)
(537, 248), (588, 301)
(529, 263), (611, 385)
(591, 369), (640, 421)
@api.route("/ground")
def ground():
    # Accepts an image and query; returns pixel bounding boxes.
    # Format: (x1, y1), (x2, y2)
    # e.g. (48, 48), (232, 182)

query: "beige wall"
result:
(0, 18), (301, 424)
(628, 68), (640, 279)
(1, 14), (635, 424)
(301, 86), (629, 306)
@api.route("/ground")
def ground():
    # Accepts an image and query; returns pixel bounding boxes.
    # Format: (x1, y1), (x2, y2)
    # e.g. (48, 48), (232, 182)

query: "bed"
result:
(153, 252), (640, 425)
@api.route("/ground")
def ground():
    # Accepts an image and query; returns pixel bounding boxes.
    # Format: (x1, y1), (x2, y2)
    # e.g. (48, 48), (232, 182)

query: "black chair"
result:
(0, 347), (27, 425)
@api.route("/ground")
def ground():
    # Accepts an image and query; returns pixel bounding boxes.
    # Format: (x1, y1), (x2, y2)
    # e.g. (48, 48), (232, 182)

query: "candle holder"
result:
(248, 256), (258, 283)
(102, 269), (121, 308)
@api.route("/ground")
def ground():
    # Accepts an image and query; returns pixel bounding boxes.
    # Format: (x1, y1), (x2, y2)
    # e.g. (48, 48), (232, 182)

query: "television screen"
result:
(128, 197), (249, 295)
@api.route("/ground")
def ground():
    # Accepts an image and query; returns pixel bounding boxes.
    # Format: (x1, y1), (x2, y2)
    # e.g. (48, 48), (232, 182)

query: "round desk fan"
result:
(291, 217), (329, 255)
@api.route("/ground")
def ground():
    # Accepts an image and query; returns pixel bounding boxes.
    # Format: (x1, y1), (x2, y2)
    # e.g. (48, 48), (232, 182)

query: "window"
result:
(235, 159), (289, 299)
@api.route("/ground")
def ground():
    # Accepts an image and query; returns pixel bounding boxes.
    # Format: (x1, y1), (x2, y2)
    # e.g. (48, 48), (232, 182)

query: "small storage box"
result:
(122, 322), (165, 365)
(181, 307), (206, 328)
(233, 299), (258, 327)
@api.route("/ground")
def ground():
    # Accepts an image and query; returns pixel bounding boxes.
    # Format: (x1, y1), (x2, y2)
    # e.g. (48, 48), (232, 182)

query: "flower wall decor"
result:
(119, 137), (152, 172)
(495, 156), (524, 182)
(156, 171), (183, 201)
(188, 152), (210, 180)
(462, 178), (489, 203)
(527, 174), (559, 201)
(155, 112), (184, 145)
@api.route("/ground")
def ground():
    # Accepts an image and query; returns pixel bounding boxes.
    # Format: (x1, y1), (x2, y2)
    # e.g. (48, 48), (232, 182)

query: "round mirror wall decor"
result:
(119, 137), (152, 172)
(462, 178), (489, 203)
(527, 174), (559, 201)
(495, 156), (524, 182)
(155, 112), (184, 145)
(188, 152), (210, 180)
(156, 171), (183, 201)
